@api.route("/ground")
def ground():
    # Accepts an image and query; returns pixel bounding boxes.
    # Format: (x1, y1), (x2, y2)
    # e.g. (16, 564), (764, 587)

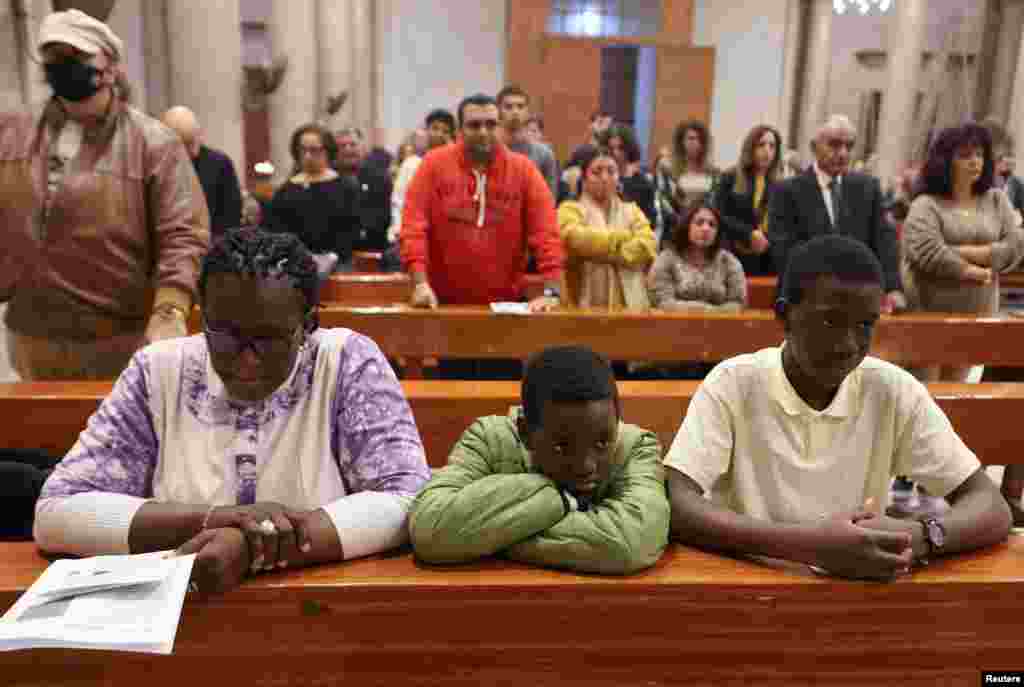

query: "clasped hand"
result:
(810, 507), (918, 581)
(177, 503), (316, 595)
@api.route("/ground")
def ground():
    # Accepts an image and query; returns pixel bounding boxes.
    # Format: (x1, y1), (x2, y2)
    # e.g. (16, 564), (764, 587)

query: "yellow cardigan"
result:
(558, 196), (657, 311)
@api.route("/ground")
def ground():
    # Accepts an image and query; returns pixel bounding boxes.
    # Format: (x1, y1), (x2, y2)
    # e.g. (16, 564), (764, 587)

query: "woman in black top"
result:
(266, 123), (359, 269)
(606, 125), (657, 228)
(712, 124), (783, 276)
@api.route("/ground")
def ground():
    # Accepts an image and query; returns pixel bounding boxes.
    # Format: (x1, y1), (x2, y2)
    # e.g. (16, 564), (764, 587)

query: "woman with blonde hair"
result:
(712, 124), (783, 276)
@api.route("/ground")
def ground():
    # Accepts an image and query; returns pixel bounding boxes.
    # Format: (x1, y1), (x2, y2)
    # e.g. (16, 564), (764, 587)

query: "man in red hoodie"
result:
(400, 94), (563, 311)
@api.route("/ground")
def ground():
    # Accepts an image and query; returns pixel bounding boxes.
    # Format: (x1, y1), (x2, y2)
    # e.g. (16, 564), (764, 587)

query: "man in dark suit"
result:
(335, 126), (393, 252)
(768, 115), (905, 311)
(161, 107), (242, 238)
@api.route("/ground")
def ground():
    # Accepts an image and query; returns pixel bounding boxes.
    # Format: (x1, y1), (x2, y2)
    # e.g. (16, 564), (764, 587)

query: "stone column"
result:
(105, 0), (147, 110)
(165, 1), (245, 176)
(141, 0), (171, 117)
(988, 0), (1024, 124)
(779, 0), (805, 149)
(17, 0), (54, 109)
(318, 0), (353, 132)
(349, 0), (375, 141)
(1, 1), (25, 110)
(1007, 4), (1024, 164)
(269, 0), (319, 182)
(876, 0), (928, 192)
(796, 0), (834, 153)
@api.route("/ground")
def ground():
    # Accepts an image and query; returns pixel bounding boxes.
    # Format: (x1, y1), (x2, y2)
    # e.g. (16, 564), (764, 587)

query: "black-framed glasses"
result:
(202, 318), (301, 358)
(464, 119), (499, 132)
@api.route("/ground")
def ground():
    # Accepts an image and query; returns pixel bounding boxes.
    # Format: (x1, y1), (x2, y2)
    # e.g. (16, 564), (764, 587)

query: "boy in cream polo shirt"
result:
(665, 235), (1011, 580)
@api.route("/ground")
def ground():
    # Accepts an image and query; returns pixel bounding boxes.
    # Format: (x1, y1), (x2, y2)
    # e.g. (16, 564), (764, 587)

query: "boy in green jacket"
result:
(410, 345), (670, 575)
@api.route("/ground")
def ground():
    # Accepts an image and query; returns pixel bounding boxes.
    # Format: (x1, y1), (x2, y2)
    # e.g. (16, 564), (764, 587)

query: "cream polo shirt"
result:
(663, 347), (980, 523)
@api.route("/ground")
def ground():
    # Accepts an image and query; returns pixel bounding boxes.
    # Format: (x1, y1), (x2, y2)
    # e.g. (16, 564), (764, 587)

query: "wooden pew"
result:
(746, 275), (776, 310)
(0, 538), (1022, 686)
(320, 273), (411, 304)
(321, 274), (772, 308)
(2, 381), (1022, 489)
(350, 250), (383, 272)
(303, 305), (1024, 371)
(320, 273), (548, 305)
(1000, 271), (1024, 289)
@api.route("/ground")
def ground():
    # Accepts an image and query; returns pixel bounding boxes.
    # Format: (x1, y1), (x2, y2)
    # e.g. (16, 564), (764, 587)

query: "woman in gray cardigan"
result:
(648, 204), (747, 311)
(903, 123), (1024, 383)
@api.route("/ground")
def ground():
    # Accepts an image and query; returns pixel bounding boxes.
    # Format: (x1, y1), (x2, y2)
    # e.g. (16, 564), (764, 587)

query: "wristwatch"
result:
(917, 516), (946, 566)
(543, 286), (561, 300)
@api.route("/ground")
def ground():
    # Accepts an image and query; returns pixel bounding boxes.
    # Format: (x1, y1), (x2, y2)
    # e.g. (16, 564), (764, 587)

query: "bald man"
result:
(162, 106), (242, 237)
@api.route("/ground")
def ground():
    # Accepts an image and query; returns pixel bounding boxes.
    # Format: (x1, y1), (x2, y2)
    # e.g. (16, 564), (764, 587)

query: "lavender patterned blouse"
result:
(35, 329), (431, 557)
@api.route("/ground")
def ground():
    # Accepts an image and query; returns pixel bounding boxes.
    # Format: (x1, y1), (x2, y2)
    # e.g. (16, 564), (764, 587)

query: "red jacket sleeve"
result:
(399, 156), (433, 276)
(522, 159), (563, 281)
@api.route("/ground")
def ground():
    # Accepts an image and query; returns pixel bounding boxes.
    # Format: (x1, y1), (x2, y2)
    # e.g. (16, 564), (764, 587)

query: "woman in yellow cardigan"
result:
(558, 145), (658, 311)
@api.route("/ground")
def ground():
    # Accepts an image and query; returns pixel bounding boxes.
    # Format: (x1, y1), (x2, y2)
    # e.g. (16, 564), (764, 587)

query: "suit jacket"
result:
(351, 163), (394, 251)
(193, 145), (242, 237)
(767, 169), (901, 292)
(712, 169), (776, 275)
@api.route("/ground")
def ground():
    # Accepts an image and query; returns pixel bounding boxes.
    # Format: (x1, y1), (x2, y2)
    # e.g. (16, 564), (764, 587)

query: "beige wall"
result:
(826, 1), (986, 153)
(692, 0), (792, 167)
(375, 0), (506, 151)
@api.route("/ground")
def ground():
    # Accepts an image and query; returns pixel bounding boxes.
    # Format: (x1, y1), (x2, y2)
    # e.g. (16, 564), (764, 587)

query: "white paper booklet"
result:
(0, 551), (196, 655)
(490, 302), (531, 315)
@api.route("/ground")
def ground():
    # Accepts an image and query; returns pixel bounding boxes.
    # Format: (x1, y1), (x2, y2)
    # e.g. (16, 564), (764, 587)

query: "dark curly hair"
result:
(606, 124), (642, 164)
(289, 123), (338, 174)
(672, 120), (712, 176)
(521, 346), (620, 433)
(917, 122), (995, 199)
(671, 203), (724, 261)
(199, 226), (321, 315)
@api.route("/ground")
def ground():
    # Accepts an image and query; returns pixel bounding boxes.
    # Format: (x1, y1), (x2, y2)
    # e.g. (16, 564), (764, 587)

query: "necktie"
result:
(828, 178), (843, 231)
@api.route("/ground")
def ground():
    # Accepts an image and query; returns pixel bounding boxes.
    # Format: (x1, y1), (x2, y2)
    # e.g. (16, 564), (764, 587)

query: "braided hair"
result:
(199, 226), (320, 313)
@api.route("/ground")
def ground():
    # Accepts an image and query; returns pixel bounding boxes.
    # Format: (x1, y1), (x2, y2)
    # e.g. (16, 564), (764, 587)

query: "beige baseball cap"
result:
(37, 9), (123, 61)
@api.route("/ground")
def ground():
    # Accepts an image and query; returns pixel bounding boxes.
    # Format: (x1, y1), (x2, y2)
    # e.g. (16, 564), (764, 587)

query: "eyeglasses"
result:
(203, 319), (301, 358)
(299, 145), (325, 156)
(464, 119), (499, 132)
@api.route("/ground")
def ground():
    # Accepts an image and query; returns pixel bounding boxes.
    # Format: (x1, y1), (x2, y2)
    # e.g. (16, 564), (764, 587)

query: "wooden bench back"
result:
(3, 381), (1022, 471)
(300, 306), (1024, 369)
(320, 273), (548, 304)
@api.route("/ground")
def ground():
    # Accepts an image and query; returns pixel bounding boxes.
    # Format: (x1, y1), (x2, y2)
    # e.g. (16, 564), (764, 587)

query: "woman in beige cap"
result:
(0, 8), (210, 381)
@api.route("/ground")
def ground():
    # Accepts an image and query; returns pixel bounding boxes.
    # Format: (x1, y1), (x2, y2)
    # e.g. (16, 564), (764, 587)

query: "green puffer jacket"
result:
(410, 408), (670, 575)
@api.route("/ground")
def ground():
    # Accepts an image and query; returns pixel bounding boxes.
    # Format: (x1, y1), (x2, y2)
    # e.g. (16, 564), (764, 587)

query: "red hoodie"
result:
(400, 141), (562, 304)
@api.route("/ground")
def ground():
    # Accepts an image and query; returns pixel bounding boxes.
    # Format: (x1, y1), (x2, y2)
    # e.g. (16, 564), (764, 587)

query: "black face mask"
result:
(44, 60), (104, 102)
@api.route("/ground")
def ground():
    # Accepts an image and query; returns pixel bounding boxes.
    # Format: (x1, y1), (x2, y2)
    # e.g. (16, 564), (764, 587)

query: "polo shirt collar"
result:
(768, 345), (858, 419)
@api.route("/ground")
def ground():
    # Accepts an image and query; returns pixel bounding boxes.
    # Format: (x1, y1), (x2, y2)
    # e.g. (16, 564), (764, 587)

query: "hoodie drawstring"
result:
(472, 169), (487, 228)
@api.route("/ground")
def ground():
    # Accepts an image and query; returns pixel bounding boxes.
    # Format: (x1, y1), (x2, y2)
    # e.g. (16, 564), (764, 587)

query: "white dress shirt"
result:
(814, 162), (841, 227)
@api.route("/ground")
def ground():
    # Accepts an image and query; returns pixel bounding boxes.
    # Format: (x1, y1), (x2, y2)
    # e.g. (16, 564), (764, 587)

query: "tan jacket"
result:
(0, 98), (209, 339)
(558, 194), (656, 311)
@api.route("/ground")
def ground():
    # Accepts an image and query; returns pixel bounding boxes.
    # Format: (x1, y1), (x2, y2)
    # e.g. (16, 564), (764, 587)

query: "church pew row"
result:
(350, 250), (384, 272)
(0, 536), (1022, 686)
(2, 381), (1023, 489)
(999, 271), (1024, 289)
(285, 305), (1024, 372)
(321, 273), (775, 308)
(321, 273), (549, 304)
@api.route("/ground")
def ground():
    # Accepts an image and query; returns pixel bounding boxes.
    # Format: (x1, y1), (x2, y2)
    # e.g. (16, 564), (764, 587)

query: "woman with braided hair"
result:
(34, 226), (430, 594)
